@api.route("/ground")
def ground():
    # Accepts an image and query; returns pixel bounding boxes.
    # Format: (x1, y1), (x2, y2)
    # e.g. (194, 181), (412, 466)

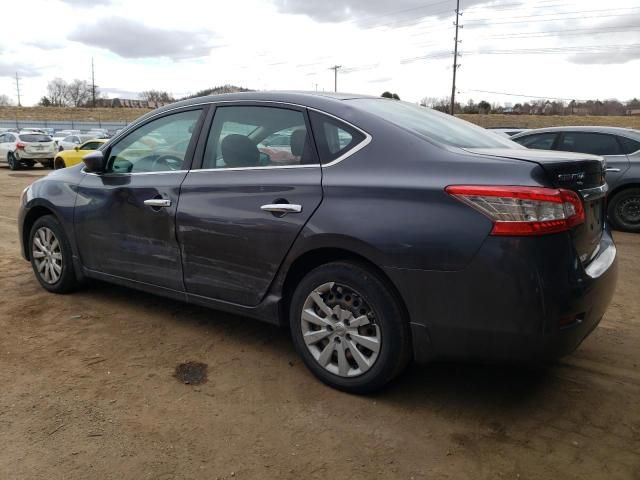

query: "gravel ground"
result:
(1, 166), (639, 480)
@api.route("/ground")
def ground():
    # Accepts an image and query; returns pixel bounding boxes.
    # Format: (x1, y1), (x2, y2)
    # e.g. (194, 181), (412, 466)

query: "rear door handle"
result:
(260, 203), (302, 214)
(605, 168), (621, 173)
(144, 199), (172, 208)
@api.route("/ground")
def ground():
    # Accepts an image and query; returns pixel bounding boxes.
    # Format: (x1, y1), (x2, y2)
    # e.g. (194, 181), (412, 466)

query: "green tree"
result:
(381, 91), (393, 98)
(38, 96), (52, 107)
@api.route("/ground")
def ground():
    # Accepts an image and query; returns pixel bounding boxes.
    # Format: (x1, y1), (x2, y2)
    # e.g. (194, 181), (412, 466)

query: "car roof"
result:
(512, 125), (640, 140)
(148, 90), (376, 116)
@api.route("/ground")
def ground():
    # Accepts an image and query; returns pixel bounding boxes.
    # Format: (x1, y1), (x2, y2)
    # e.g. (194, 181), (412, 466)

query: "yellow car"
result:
(53, 138), (108, 169)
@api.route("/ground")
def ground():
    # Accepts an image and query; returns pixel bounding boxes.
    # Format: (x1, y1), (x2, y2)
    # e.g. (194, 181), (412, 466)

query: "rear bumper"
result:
(385, 229), (618, 363)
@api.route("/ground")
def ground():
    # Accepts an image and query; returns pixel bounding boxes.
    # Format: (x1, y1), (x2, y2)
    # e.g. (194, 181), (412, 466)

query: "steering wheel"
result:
(150, 154), (183, 171)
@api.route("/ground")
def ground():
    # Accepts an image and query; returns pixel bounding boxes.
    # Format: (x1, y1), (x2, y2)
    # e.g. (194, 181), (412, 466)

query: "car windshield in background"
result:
(19, 134), (52, 142)
(349, 98), (520, 149)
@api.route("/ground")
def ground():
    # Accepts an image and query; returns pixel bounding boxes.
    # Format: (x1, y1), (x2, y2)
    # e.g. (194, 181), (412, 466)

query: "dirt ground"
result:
(1, 166), (639, 480)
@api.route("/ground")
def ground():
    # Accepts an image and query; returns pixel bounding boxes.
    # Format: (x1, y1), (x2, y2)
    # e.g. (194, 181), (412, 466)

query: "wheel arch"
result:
(280, 246), (412, 333)
(608, 181), (640, 200)
(22, 205), (59, 260)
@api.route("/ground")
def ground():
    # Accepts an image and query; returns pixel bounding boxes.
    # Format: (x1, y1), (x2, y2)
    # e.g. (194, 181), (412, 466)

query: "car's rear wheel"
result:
(29, 215), (80, 293)
(8, 153), (19, 170)
(289, 261), (411, 393)
(54, 158), (66, 170)
(608, 188), (640, 233)
(23, 160), (35, 169)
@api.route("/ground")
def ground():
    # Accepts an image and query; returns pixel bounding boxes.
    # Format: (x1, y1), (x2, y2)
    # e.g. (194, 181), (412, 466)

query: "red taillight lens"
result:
(445, 185), (585, 236)
(16, 142), (26, 150)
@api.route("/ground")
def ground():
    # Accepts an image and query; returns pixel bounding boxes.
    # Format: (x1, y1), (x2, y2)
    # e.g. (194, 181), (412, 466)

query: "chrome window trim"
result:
(109, 99), (372, 172)
(83, 168), (188, 176)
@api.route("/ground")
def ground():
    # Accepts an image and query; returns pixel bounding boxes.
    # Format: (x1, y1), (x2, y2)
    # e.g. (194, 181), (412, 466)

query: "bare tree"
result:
(65, 79), (91, 107)
(139, 90), (175, 103)
(0, 94), (13, 106)
(47, 78), (69, 106)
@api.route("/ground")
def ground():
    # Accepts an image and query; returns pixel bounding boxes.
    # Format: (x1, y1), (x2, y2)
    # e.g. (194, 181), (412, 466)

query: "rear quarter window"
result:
(618, 136), (640, 154)
(309, 111), (366, 163)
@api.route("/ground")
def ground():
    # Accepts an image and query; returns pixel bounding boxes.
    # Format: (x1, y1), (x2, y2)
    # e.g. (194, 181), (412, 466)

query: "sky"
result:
(0, 0), (638, 106)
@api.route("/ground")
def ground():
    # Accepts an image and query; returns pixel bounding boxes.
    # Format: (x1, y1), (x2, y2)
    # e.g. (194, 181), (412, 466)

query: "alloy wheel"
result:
(300, 282), (381, 377)
(32, 226), (63, 284)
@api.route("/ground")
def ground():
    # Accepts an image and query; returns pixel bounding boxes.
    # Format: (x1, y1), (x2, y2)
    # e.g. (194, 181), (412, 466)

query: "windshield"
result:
(19, 134), (52, 142)
(348, 98), (521, 149)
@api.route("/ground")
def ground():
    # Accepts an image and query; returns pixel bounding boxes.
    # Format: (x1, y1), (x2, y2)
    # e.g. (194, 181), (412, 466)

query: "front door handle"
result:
(605, 168), (621, 173)
(260, 203), (302, 214)
(144, 198), (172, 208)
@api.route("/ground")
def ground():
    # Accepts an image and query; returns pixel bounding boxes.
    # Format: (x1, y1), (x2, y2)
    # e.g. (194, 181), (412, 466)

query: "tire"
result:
(24, 161), (35, 169)
(608, 188), (640, 233)
(8, 152), (20, 170)
(44, 159), (54, 169)
(29, 215), (80, 293)
(54, 158), (66, 170)
(289, 261), (411, 393)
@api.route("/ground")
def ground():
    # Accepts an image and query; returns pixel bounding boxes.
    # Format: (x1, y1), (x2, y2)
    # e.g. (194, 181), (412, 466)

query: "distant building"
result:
(627, 108), (640, 116)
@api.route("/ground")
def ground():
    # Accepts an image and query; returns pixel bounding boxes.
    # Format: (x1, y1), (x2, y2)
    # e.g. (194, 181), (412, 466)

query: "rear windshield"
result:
(19, 134), (52, 142)
(348, 98), (520, 149)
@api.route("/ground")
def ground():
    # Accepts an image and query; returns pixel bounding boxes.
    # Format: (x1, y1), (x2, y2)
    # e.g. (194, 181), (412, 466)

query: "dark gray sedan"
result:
(512, 126), (640, 232)
(18, 92), (618, 392)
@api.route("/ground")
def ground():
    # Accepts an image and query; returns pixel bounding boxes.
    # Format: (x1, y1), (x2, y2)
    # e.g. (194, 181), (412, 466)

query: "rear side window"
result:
(19, 134), (51, 142)
(202, 106), (316, 169)
(557, 132), (620, 156)
(618, 136), (640, 154)
(513, 133), (557, 150)
(309, 111), (365, 163)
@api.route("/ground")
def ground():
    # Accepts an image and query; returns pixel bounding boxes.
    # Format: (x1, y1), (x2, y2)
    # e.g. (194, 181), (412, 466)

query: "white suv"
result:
(0, 132), (56, 169)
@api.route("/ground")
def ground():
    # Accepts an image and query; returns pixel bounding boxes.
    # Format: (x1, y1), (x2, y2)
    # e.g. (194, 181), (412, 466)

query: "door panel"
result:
(603, 155), (630, 190)
(73, 108), (205, 291)
(74, 171), (187, 290)
(177, 104), (322, 306)
(177, 168), (321, 306)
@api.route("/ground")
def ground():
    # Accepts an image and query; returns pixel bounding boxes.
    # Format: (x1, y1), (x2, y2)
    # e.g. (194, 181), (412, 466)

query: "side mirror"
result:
(74, 146), (80, 151)
(83, 150), (106, 173)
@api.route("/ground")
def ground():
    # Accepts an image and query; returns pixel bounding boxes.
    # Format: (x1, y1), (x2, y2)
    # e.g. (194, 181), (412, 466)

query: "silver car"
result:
(512, 126), (640, 232)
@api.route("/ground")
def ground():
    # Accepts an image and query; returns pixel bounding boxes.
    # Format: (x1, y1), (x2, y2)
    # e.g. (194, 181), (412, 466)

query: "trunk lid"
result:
(464, 148), (606, 264)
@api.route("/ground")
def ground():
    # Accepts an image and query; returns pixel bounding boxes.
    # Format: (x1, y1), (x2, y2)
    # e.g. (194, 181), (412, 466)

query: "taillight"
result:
(446, 185), (585, 236)
(16, 142), (26, 150)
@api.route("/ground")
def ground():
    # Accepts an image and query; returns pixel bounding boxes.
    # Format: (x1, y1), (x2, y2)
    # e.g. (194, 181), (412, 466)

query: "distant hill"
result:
(180, 84), (253, 100)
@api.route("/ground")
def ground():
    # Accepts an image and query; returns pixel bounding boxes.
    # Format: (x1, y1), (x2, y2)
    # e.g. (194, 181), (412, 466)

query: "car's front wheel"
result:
(29, 215), (80, 293)
(289, 261), (411, 393)
(608, 188), (640, 233)
(54, 158), (66, 170)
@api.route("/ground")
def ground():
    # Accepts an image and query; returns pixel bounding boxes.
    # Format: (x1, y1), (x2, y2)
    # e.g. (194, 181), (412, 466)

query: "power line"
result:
(465, 5), (640, 22)
(465, 12), (640, 26)
(463, 89), (592, 102)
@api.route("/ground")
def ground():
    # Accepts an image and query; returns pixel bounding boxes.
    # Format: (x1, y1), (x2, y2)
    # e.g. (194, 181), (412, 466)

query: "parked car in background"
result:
(0, 132), (55, 169)
(512, 127), (640, 232)
(18, 92), (617, 392)
(53, 138), (108, 169)
(19, 127), (48, 135)
(487, 127), (530, 138)
(57, 134), (95, 152)
(86, 130), (109, 139)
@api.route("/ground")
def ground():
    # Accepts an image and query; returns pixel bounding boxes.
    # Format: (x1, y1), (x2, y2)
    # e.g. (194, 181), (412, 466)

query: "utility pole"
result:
(329, 65), (341, 92)
(91, 57), (96, 108)
(450, 0), (462, 115)
(15, 72), (21, 107)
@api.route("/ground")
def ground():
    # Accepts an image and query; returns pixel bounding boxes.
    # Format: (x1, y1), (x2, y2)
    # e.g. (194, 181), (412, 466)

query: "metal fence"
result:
(0, 119), (130, 132)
